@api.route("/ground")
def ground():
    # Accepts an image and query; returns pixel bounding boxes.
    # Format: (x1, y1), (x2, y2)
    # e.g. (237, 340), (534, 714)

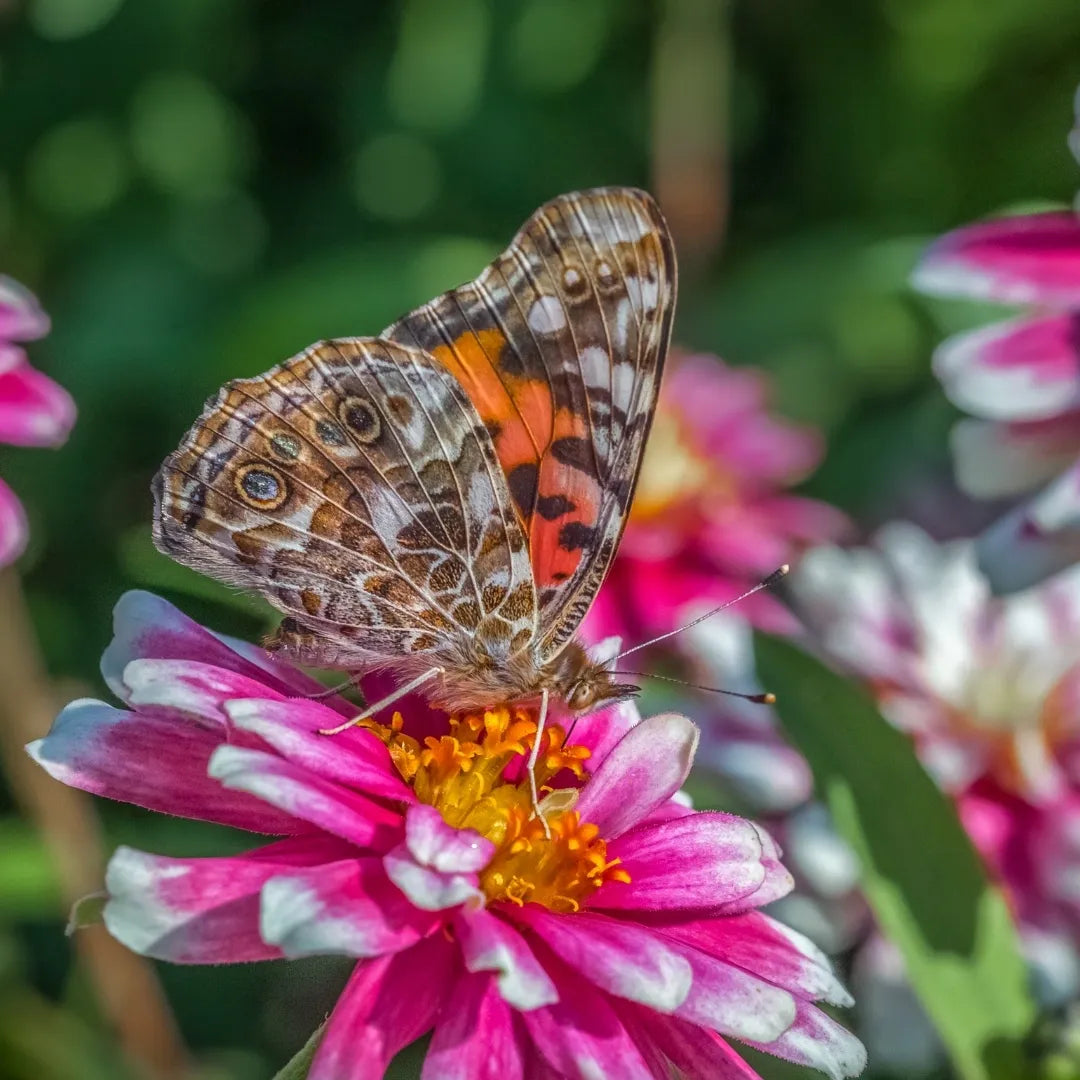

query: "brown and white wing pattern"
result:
(383, 187), (676, 661)
(153, 337), (537, 670)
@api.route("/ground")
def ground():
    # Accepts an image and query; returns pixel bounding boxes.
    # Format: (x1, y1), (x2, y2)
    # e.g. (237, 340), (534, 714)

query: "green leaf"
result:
(755, 634), (1038, 1080)
(271, 1022), (325, 1080)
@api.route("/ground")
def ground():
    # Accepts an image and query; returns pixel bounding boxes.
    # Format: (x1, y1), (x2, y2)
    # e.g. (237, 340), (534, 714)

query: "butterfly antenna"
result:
(610, 670), (775, 705)
(609, 565), (789, 664)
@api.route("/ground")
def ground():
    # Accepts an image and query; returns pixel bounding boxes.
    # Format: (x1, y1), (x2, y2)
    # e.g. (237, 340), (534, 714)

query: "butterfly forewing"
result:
(153, 337), (537, 670)
(382, 187), (676, 659)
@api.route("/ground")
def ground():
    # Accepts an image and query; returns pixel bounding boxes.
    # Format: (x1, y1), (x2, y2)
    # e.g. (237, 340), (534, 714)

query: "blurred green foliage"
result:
(2, 0), (1080, 1077)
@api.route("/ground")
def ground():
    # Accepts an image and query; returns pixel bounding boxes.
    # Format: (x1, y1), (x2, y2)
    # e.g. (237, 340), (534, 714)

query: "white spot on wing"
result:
(527, 295), (567, 335)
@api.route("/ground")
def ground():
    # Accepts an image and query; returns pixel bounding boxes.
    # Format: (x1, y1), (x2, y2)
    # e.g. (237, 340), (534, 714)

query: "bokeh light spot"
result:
(386, 0), (489, 132)
(130, 73), (252, 200)
(352, 134), (441, 222)
(27, 117), (128, 218)
(29, 0), (124, 41)
(509, 0), (611, 94)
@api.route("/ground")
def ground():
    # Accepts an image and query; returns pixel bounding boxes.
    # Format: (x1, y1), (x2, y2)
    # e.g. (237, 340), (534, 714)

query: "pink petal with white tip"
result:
(658, 912), (852, 1006)
(594, 812), (773, 913)
(512, 907), (691, 1012)
(0, 475), (27, 567)
(102, 836), (347, 963)
(100, 591), (336, 703)
(28, 699), (300, 834)
(742, 999), (867, 1080)
(975, 459), (1080, 592)
(0, 353), (75, 447)
(224, 698), (413, 804)
(260, 858), (438, 959)
(952, 415), (1080, 499)
(404, 803), (493, 873)
(382, 842), (485, 912)
(574, 713), (699, 838)
(934, 314), (1080, 422)
(309, 936), (455, 1080)
(0, 276), (49, 341)
(122, 658), (287, 727)
(913, 212), (1080, 307)
(207, 744), (399, 849)
(421, 973), (525, 1080)
(455, 907), (558, 1010)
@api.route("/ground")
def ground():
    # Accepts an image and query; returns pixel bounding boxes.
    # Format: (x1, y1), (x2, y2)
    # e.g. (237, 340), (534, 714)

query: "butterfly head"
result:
(545, 640), (639, 716)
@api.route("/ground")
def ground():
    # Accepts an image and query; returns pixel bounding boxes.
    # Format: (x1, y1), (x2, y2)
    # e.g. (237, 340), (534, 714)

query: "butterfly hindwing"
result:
(382, 187), (676, 660)
(153, 337), (537, 669)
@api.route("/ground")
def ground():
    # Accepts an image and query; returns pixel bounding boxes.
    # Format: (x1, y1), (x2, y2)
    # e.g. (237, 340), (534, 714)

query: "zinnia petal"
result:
(100, 590), (333, 702)
(913, 211), (1080, 307)
(512, 907), (692, 1013)
(207, 744), (400, 849)
(951, 416), (1080, 499)
(455, 907), (559, 1010)
(0, 351), (75, 447)
(28, 698), (301, 834)
(520, 957), (657, 1080)
(0, 475), (28, 567)
(636, 1011), (762, 1079)
(0, 276), (49, 341)
(574, 713), (698, 838)
(657, 912), (852, 1007)
(742, 1000), (868, 1080)
(224, 697), (413, 804)
(595, 812), (779, 913)
(404, 802), (494, 873)
(103, 837), (347, 963)
(975, 461), (1080, 592)
(421, 973), (526, 1080)
(309, 936), (455, 1080)
(260, 858), (438, 958)
(934, 314), (1080, 422)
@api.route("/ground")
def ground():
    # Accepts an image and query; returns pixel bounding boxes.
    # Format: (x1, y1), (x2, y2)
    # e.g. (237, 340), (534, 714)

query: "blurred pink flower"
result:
(0, 275), (74, 565)
(912, 90), (1080, 592)
(586, 353), (847, 647)
(30, 591), (865, 1080)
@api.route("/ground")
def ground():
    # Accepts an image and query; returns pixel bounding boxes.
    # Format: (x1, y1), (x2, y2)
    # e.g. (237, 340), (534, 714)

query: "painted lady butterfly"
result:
(153, 188), (676, 755)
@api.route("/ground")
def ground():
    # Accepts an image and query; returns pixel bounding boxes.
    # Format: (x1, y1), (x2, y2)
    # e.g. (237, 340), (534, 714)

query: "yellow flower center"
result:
(363, 708), (630, 912)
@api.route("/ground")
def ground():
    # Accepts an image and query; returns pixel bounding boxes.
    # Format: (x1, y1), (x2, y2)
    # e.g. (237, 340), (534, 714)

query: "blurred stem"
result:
(0, 568), (189, 1079)
(651, 0), (732, 269)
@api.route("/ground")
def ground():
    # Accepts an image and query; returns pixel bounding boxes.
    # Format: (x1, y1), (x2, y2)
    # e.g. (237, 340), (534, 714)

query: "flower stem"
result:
(0, 567), (189, 1079)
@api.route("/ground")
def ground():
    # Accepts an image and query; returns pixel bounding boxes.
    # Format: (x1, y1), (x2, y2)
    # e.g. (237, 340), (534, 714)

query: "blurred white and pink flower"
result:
(912, 89), (1080, 592)
(29, 591), (865, 1080)
(790, 524), (1080, 987)
(0, 275), (74, 565)
(586, 352), (847, 646)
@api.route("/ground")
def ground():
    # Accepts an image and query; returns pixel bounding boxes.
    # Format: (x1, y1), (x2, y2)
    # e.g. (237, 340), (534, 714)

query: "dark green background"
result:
(2, 1), (1079, 1076)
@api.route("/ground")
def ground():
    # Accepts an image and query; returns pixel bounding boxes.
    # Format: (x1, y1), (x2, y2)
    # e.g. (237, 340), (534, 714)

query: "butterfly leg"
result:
(318, 667), (444, 736)
(526, 688), (552, 838)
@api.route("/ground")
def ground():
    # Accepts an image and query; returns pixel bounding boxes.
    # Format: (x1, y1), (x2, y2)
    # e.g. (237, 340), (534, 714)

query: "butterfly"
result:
(153, 187), (676, 743)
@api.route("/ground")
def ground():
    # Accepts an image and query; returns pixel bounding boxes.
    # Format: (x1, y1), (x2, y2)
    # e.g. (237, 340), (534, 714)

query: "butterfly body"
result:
(153, 188), (675, 720)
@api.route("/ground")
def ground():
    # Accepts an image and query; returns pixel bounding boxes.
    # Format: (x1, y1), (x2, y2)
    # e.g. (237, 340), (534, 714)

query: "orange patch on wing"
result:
(431, 329), (602, 590)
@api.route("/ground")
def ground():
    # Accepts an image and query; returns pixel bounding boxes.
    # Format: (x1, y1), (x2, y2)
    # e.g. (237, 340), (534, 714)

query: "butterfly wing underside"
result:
(153, 338), (537, 670)
(382, 187), (676, 661)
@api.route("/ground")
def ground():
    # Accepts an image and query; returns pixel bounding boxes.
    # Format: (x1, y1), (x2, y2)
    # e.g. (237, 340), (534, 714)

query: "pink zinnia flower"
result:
(586, 352), (847, 646)
(912, 88), (1080, 592)
(0, 275), (75, 565)
(30, 591), (865, 1080)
